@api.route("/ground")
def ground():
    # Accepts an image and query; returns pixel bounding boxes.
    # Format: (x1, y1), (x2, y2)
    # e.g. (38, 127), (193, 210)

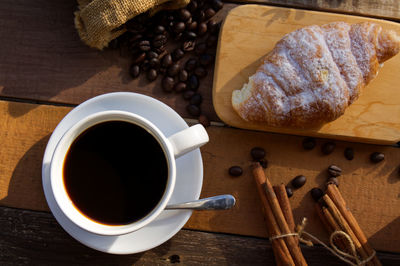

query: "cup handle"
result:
(167, 124), (209, 158)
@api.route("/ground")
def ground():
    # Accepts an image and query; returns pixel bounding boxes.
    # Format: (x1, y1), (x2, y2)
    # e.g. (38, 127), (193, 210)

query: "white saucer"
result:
(42, 92), (203, 254)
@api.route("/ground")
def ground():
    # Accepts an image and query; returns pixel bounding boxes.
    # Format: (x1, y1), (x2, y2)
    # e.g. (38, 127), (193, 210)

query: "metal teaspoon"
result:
(165, 194), (236, 210)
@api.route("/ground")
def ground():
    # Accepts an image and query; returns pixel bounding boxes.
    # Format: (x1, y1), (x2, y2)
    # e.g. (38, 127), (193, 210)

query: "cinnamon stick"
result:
(274, 184), (296, 233)
(323, 194), (371, 264)
(253, 164), (295, 266)
(326, 184), (381, 266)
(319, 205), (351, 254)
(253, 163), (307, 266)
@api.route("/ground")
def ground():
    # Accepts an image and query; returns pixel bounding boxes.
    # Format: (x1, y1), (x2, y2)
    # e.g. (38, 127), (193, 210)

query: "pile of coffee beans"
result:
(111, 0), (223, 125)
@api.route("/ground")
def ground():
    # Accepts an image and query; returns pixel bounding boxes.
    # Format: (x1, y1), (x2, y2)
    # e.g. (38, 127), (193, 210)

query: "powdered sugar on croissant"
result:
(232, 22), (400, 127)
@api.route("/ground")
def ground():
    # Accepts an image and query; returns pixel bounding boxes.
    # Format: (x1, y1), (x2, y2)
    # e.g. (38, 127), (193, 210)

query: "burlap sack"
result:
(75, 0), (190, 50)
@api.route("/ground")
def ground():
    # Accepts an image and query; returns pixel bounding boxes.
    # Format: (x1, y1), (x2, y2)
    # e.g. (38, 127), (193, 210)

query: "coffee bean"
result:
(205, 8), (216, 19)
(194, 67), (207, 78)
(162, 54), (173, 67)
(196, 10), (205, 22)
(328, 165), (342, 177)
(172, 48), (185, 61)
(147, 69), (158, 81)
(185, 17), (193, 27)
(198, 114), (210, 127)
(190, 93), (202, 106)
(152, 34), (167, 47)
(370, 152), (384, 163)
(259, 159), (268, 169)
(132, 52), (147, 64)
(251, 147), (265, 160)
(147, 51), (158, 59)
(206, 35), (218, 47)
(327, 177), (339, 187)
(182, 40), (196, 52)
(183, 90), (195, 100)
(310, 188), (324, 202)
(159, 67), (166, 74)
(195, 42), (207, 55)
(149, 58), (160, 69)
(174, 82), (187, 93)
(286, 187), (293, 198)
(187, 21), (198, 31)
(292, 175), (306, 188)
(185, 58), (198, 72)
(212, 0), (224, 11)
(129, 64), (140, 78)
(229, 166), (243, 177)
(167, 63), (180, 77)
(141, 60), (150, 72)
(187, 1), (197, 12)
(162, 76), (175, 92)
(208, 20), (219, 34)
(173, 22), (186, 33)
(155, 45), (166, 54)
(139, 40), (151, 51)
(199, 54), (214, 66)
(344, 147), (354, 160)
(179, 9), (191, 21)
(185, 31), (197, 40)
(154, 25), (165, 34)
(173, 32), (183, 41)
(179, 69), (188, 82)
(321, 142), (335, 155)
(188, 75), (199, 91)
(187, 104), (201, 116)
(198, 22), (208, 36)
(302, 137), (316, 150)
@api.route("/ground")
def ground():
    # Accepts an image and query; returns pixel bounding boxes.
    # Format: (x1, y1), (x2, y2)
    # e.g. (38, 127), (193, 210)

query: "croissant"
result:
(232, 22), (400, 127)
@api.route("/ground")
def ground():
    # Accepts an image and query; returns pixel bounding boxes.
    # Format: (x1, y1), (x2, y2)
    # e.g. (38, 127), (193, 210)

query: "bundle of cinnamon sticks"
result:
(315, 184), (382, 266)
(252, 163), (307, 266)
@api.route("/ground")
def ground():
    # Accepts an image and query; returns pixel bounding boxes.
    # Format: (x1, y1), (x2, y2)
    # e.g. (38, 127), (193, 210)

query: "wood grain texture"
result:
(213, 5), (400, 144)
(0, 100), (399, 252)
(0, 0), (229, 122)
(3, 206), (400, 266)
(227, 0), (400, 21)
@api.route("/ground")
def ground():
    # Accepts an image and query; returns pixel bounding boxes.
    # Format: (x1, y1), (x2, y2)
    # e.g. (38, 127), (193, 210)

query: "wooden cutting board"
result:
(213, 5), (400, 145)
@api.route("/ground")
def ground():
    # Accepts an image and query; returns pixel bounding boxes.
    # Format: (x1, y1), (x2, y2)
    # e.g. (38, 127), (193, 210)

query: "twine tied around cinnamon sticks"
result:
(252, 162), (381, 266)
(269, 216), (376, 265)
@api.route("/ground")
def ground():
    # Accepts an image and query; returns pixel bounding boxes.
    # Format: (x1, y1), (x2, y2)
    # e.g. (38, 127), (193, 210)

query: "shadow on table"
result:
(0, 134), (51, 211)
(369, 217), (400, 254)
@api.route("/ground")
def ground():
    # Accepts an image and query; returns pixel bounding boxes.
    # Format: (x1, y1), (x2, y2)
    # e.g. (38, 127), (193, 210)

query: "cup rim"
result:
(50, 110), (176, 236)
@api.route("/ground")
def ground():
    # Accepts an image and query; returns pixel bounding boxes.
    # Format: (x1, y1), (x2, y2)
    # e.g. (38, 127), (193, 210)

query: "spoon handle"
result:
(165, 194), (236, 210)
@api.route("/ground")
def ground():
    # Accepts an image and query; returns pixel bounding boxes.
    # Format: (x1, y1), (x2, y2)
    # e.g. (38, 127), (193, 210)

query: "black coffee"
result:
(63, 121), (168, 225)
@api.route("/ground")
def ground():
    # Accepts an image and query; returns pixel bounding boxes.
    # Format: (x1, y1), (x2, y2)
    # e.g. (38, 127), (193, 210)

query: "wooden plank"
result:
(0, 100), (399, 252)
(213, 5), (400, 144)
(0, 0), (225, 122)
(228, 0), (400, 21)
(3, 206), (400, 265)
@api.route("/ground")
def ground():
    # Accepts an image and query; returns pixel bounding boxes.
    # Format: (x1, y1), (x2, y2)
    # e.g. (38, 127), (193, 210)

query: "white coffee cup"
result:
(50, 110), (209, 236)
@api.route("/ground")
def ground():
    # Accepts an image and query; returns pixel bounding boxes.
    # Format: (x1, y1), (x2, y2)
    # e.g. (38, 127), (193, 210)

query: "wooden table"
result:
(1, 1), (400, 265)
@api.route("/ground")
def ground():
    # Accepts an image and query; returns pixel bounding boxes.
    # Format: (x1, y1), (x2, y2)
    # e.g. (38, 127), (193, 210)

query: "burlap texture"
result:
(75, 0), (190, 50)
